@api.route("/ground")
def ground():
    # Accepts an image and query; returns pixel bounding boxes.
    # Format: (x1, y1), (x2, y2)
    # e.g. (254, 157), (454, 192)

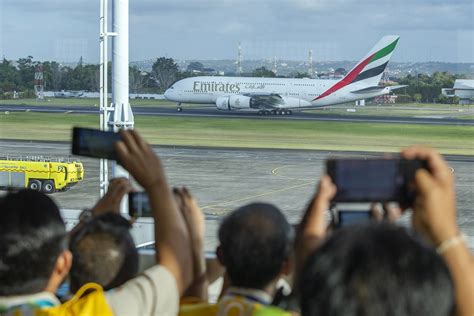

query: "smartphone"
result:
(128, 192), (153, 218)
(72, 127), (122, 160)
(326, 158), (426, 204)
(337, 210), (371, 227)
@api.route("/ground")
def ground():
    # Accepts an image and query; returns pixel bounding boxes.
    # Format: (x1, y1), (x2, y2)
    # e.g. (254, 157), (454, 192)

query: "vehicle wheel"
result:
(41, 180), (55, 194)
(271, 110), (277, 115)
(258, 110), (263, 115)
(287, 110), (293, 115)
(177, 107), (183, 112)
(28, 179), (42, 191)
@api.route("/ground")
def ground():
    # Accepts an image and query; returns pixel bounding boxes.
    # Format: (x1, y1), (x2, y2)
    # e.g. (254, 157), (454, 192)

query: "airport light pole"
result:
(99, 0), (134, 215)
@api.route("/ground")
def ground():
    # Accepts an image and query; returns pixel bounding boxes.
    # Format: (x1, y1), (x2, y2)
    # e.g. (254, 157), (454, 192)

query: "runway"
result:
(1, 140), (472, 251)
(1, 104), (473, 126)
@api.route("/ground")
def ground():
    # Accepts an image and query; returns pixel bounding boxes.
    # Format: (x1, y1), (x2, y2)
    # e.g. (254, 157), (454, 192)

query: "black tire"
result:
(177, 107), (183, 112)
(41, 180), (55, 194)
(28, 179), (42, 191)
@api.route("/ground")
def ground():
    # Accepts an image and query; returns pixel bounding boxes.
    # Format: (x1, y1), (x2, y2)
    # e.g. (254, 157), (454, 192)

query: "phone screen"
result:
(72, 127), (122, 160)
(128, 192), (153, 218)
(327, 158), (425, 203)
(337, 210), (371, 227)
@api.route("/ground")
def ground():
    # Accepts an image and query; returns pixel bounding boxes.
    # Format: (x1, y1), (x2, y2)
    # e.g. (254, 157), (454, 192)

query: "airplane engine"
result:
(215, 95), (252, 110)
(216, 96), (231, 110)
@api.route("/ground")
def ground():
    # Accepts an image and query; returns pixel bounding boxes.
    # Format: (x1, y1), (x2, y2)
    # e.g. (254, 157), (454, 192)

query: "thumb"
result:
(414, 169), (435, 195)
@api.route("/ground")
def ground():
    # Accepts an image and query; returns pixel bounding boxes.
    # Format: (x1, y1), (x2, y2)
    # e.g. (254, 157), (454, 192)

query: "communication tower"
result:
(34, 64), (44, 100)
(236, 42), (243, 76)
(308, 50), (314, 78)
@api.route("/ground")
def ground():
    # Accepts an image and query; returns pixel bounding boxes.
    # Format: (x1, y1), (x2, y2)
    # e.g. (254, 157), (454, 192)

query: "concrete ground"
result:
(1, 140), (473, 251)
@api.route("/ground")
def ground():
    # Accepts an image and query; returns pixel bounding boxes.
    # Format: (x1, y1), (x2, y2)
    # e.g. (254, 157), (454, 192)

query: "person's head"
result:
(69, 213), (138, 293)
(299, 223), (454, 316)
(0, 190), (71, 296)
(217, 203), (293, 290)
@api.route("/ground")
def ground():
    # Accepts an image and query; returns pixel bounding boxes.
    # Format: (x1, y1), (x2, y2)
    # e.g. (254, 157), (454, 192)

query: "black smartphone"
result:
(326, 158), (426, 204)
(72, 127), (122, 160)
(337, 210), (371, 227)
(128, 192), (153, 218)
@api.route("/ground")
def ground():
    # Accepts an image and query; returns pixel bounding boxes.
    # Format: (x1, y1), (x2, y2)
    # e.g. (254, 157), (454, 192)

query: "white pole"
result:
(99, 0), (109, 197)
(111, 0), (134, 214)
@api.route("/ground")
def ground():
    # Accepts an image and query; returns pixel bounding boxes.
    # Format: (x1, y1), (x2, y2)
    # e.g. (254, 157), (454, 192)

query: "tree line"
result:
(0, 56), (465, 103)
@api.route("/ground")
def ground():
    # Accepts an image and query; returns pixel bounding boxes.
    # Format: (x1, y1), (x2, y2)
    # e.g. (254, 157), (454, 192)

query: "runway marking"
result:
(201, 181), (314, 212)
(271, 165), (317, 182)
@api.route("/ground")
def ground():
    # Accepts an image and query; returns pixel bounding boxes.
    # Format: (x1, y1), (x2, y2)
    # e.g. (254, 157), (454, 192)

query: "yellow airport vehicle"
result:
(0, 156), (84, 194)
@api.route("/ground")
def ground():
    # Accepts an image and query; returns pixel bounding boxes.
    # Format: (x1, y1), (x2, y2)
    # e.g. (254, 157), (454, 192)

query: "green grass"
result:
(1, 112), (473, 155)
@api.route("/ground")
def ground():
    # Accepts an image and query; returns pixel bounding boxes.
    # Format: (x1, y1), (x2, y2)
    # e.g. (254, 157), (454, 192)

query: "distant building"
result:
(442, 79), (474, 105)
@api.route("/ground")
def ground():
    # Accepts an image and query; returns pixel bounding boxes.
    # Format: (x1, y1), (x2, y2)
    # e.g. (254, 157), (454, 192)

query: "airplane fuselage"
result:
(165, 76), (390, 109)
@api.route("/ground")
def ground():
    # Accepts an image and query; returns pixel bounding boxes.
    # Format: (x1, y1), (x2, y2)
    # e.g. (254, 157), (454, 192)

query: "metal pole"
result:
(99, 0), (109, 197)
(111, 0), (134, 214)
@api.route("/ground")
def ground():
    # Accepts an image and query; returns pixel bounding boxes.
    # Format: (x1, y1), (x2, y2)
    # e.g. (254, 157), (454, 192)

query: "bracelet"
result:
(436, 234), (466, 254)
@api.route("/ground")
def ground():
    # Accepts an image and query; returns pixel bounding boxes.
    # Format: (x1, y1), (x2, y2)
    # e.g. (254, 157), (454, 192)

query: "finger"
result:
(115, 141), (131, 168)
(370, 203), (383, 222)
(130, 129), (150, 153)
(402, 147), (449, 179)
(120, 130), (141, 155)
(383, 202), (402, 223)
(414, 169), (435, 195)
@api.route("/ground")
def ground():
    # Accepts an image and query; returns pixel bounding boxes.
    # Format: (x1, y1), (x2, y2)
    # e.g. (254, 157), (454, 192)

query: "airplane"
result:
(164, 35), (406, 115)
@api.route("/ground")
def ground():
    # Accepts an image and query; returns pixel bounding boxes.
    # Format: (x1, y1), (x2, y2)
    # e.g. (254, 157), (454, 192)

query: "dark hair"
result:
(218, 203), (293, 289)
(0, 190), (67, 295)
(69, 213), (138, 293)
(299, 223), (454, 316)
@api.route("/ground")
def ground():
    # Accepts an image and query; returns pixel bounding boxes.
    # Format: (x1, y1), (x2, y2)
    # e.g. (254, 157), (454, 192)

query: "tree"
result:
(252, 66), (275, 78)
(129, 66), (146, 94)
(186, 61), (204, 72)
(151, 57), (179, 92)
(0, 58), (20, 93)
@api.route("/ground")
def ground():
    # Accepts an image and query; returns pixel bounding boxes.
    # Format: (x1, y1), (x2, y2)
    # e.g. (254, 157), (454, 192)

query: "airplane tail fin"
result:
(347, 35), (399, 86)
(314, 36), (399, 101)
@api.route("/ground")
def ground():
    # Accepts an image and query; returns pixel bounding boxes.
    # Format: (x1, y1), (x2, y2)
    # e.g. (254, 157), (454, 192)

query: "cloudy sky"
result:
(1, 0), (473, 63)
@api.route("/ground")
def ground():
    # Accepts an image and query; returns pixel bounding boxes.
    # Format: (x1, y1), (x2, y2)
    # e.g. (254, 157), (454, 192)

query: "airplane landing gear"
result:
(176, 103), (182, 112)
(258, 109), (293, 116)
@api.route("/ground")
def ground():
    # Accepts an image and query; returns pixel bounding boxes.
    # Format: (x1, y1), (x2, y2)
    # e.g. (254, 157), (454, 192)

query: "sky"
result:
(0, 0), (473, 63)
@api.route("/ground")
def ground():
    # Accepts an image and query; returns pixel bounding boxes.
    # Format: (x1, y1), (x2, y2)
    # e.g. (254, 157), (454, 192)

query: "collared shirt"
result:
(224, 287), (273, 306)
(0, 291), (60, 313)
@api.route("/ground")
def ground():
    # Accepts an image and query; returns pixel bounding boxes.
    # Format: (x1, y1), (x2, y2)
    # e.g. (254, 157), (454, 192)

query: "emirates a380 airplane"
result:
(164, 35), (405, 115)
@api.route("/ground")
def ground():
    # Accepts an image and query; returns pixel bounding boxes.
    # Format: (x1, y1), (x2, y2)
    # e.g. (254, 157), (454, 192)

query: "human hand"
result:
(173, 187), (205, 246)
(295, 175), (337, 268)
(370, 202), (402, 223)
(114, 130), (166, 191)
(401, 146), (458, 245)
(173, 187), (207, 300)
(91, 177), (133, 216)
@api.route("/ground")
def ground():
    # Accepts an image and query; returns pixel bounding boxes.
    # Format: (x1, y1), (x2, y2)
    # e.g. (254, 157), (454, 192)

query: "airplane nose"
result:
(164, 89), (171, 100)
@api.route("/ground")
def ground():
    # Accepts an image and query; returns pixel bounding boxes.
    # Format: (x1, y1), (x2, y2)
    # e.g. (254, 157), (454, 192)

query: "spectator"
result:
(0, 190), (71, 311)
(0, 130), (195, 316)
(296, 146), (474, 316)
(299, 223), (454, 316)
(216, 203), (294, 314)
(69, 213), (138, 293)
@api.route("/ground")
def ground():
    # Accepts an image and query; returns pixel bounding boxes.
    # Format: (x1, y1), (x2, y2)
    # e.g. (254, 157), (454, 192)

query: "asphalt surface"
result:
(1, 140), (472, 251)
(1, 104), (473, 126)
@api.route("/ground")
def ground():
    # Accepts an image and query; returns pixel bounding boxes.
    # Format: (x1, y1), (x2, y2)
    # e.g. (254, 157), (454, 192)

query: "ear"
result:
(44, 250), (73, 293)
(216, 245), (225, 266)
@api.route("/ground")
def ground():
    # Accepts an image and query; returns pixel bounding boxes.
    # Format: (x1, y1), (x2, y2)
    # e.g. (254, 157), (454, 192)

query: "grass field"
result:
(0, 112), (473, 155)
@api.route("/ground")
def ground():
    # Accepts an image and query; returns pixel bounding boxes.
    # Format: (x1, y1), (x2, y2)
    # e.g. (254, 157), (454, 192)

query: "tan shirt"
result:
(106, 264), (179, 316)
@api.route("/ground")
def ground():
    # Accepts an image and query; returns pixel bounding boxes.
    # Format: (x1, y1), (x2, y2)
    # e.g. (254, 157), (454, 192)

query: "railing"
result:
(0, 155), (81, 163)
